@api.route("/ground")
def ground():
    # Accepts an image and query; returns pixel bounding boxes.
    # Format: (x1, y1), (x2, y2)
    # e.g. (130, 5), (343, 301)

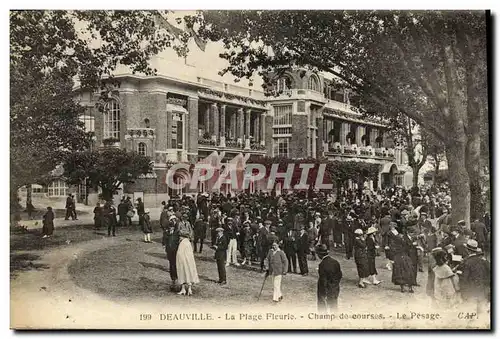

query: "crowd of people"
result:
(136, 184), (491, 312)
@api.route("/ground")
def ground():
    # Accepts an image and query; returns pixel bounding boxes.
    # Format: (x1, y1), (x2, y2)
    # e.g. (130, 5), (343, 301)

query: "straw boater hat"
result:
(458, 220), (466, 225)
(168, 215), (177, 221)
(366, 226), (377, 235)
(346, 215), (353, 222)
(145, 209), (150, 214)
(466, 239), (479, 252)
(215, 227), (224, 232)
(354, 228), (363, 235)
(431, 247), (443, 254)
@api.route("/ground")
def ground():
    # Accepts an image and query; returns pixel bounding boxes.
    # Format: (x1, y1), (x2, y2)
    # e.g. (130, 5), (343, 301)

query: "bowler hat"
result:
(315, 244), (329, 256)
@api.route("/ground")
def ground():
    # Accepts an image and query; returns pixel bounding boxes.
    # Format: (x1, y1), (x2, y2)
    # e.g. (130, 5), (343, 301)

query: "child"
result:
(142, 209), (152, 243)
(432, 250), (459, 308)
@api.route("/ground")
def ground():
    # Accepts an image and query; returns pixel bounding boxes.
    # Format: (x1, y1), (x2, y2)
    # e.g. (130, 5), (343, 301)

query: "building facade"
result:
(22, 68), (408, 207)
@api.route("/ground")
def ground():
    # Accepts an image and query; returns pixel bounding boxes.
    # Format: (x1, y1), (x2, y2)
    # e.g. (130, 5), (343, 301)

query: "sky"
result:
(114, 11), (265, 91)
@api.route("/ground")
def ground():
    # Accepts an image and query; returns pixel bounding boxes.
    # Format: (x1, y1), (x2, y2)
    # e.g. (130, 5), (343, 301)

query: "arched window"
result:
(104, 99), (120, 139)
(308, 75), (320, 92)
(138, 142), (147, 156)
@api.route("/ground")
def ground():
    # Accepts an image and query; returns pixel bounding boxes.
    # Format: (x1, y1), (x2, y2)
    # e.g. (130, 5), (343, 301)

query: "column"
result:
(204, 104), (210, 136)
(260, 112), (266, 145)
(356, 125), (364, 146)
(312, 129), (317, 158)
(187, 97), (199, 158)
(254, 114), (260, 143)
(220, 104), (226, 147)
(229, 109), (236, 140)
(211, 103), (219, 142)
(245, 108), (251, 149)
(237, 108), (244, 145)
(340, 122), (349, 145)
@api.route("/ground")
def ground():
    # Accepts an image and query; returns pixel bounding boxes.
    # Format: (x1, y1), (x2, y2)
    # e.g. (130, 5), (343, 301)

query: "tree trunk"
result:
(433, 155), (440, 180)
(467, 131), (482, 221)
(26, 183), (32, 210)
(445, 140), (471, 228)
(412, 166), (419, 188)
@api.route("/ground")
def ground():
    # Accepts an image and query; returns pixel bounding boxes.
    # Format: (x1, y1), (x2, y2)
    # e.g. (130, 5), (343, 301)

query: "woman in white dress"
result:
(176, 219), (199, 296)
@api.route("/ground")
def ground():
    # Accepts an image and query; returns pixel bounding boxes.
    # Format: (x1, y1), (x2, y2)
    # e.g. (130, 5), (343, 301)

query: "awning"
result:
(166, 103), (188, 114)
(381, 163), (399, 174)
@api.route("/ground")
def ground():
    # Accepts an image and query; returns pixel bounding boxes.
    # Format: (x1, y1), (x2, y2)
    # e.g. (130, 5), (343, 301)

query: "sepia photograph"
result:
(9, 9), (492, 330)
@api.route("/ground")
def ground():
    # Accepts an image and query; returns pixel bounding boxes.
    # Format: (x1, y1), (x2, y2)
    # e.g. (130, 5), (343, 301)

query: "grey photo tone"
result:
(10, 10), (490, 330)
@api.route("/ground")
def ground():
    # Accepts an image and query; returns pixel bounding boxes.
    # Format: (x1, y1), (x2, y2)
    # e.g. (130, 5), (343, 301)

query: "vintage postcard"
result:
(10, 9), (491, 330)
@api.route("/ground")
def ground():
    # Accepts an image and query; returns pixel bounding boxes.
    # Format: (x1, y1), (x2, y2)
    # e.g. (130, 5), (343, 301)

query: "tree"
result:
(425, 129), (446, 182)
(10, 10), (186, 211)
(389, 116), (428, 189)
(193, 10), (488, 227)
(63, 148), (153, 202)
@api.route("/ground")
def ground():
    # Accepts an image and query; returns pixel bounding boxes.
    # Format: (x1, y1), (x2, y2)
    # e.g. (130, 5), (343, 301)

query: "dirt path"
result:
(11, 233), (490, 330)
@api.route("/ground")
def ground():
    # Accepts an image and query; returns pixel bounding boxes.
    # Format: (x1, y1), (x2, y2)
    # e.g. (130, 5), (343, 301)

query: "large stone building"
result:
(67, 67), (411, 207)
(19, 65), (412, 208)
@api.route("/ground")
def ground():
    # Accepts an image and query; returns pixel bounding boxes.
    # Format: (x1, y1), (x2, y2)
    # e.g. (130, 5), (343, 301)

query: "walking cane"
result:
(257, 272), (269, 301)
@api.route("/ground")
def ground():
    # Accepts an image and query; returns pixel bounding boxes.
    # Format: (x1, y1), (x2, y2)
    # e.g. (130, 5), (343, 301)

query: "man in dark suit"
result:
(297, 226), (309, 276)
(283, 229), (298, 273)
(165, 215), (180, 285)
(471, 218), (488, 254)
(457, 239), (490, 311)
(65, 194), (73, 220)
(316, 244), (343, 312)
(212, 227), (228, 285)
(193, 217), (207, 253)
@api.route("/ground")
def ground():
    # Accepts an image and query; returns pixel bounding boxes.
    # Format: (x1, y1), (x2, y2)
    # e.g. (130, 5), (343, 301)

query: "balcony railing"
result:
(324, 143), (395, 160)
(198, 136), (266, 152)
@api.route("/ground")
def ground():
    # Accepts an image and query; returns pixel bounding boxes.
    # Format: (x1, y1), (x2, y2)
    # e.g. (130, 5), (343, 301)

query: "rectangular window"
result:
(273, 137), (290, 157)
(273, 127), (292, 135)
(79, 113), (95, 132)
(47, 180), (68, 197)
(273, 105), (292, 125)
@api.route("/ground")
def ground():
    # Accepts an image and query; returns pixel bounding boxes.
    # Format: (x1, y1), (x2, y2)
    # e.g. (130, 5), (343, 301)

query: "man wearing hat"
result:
(193, 216), (207, 253)
(225, 217), (241, 267)
(343, 215), (355, 260)
(212, 227), (228, 284)
(256, 220), (271, 272)
(165, 215), (180, 286)
(471, 218), (488, 256)
(136, 197), (145, 228)
(266, 239), (288, 303)
(450, 226), (469, 258)
(316, 244), (342, 312)
(457, 239), (490, 310)
(297, 226), (310, 276)
(366, 226), (381, 285)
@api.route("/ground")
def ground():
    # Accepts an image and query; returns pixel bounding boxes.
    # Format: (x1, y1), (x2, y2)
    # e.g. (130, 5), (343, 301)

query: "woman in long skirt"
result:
(432, 250), (460, 308)
(353, 229), (371, 288)
(42, 207), (55, 238)
(176, 220), (200, 296)
(391, 230), (417, 293)
(366, 226), (381, 285)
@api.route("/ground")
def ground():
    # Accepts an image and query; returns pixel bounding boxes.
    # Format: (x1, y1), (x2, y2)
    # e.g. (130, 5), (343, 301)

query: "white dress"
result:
(176, 237), (200, 284)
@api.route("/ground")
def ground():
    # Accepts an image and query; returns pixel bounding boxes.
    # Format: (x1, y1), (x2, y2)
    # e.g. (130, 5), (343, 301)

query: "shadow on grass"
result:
(10, 252), (50, 278)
